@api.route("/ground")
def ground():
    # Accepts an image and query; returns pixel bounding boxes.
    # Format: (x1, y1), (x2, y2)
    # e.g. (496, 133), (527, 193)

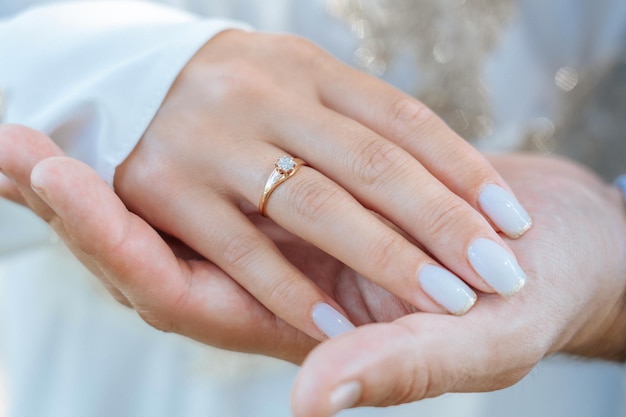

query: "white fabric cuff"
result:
(0, 1), (251, 186)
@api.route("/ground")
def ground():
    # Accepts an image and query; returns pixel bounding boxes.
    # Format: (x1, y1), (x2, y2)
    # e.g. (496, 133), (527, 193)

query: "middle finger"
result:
(227, 145), (478, 316)
(272, 106), (527, 297)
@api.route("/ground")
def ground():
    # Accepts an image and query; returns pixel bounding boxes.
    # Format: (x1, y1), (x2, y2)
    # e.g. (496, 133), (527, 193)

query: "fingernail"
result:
(329, 382), (361, 416)
(479, 184), (532, 238)
(467, 238), (526, 296)
(312, 303), (355, 338)
(30, 166), (47, 197)
(418, 264), (477, 315)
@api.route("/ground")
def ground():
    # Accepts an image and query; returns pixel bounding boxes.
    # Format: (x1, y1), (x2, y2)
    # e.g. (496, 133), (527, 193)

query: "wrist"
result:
(559, 177), (626, 362)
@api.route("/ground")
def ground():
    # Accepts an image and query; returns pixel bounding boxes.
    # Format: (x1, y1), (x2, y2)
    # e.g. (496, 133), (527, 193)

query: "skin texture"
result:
(112, 29), (530, 339)
(0, 127), (624, 416)
(0, 125), (413, 363)
(0, 27), (623, 417)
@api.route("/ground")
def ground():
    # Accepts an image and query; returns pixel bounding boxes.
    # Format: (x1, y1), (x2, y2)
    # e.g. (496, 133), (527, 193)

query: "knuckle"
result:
(264, 275), (303, 308)
(385, 322), (436, 403)
(385, 97), (435, 141)
(218, 65), (267, 101)
(289, 176), (346, 222)
(82, 220), (129, 258)
(393, 363), (431, 404)
(276, 33), (329, 69)
(277, 33), (316, 54)
(193, 59), (272, 108)
(135, 287), (190, 335)
(351, 138), (407, 187)
(184, 32), (329, 109)
(421, 195), (471, 242)
(363, 232), (408, 276)
(219, 231), (265, 271)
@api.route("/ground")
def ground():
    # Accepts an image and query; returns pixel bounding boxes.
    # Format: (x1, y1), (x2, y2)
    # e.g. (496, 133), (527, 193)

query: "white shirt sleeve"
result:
(0, 1), (251, 186)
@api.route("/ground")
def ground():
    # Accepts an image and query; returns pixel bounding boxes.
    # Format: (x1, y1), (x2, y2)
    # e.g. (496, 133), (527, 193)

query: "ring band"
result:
(259, 156), (306, 216)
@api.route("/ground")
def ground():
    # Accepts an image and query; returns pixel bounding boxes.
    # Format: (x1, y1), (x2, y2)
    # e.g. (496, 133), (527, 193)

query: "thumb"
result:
(290, 316), (462, 417)
(290, 308), (529, 417)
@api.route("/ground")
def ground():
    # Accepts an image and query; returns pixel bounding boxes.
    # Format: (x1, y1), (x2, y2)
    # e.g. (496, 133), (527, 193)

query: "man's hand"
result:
(290, 153), (626, 416)
(4, 126), (623, 417)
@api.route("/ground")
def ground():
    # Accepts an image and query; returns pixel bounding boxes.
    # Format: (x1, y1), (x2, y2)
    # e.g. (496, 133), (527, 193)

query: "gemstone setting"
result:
(275, 156), (296, 174)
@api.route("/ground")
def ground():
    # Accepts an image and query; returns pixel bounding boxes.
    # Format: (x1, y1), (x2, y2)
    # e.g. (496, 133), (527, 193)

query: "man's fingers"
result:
(291, 317), (461, 417)
(28, 156), (314, 359)
(290, 302), (539, 417)
(30, 156), (189, 307)
(0, 125), (130, 303)
(0, 124), (63, 219)
(0, 172), (26, 205)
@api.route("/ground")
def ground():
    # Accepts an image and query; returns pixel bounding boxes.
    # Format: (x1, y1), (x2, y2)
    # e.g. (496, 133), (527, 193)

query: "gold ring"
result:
(259, 156), (306, 216)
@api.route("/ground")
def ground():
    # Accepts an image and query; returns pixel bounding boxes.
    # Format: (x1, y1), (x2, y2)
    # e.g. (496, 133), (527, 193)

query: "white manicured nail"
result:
(329, 382), (361, 416)
(479, 184), (532, 238)
(418, 265), (477, 315)
(468, 238), (526, 296)
(312, 303), (355, 338)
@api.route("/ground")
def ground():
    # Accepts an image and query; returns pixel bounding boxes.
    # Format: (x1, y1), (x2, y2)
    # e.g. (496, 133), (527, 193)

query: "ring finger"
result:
(223, 146), (479, 317)
(271, 106), (528, 298)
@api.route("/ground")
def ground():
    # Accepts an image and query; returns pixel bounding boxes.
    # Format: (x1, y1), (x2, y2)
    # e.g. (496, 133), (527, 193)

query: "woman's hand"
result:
(0, 125), (412, 363)
(114, 30), (531, 340)
(0, 125), (533, 365)
(3, 128), (623, 410)
(290, 154), (626, 416)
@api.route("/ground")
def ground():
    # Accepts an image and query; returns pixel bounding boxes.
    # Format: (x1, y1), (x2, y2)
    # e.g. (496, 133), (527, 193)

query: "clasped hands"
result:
(1, 30), (625, 417)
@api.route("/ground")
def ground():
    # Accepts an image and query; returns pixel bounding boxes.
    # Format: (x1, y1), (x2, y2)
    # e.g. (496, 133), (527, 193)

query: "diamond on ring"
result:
(259, 155), (306, 216)
(276, 156), (297, 174)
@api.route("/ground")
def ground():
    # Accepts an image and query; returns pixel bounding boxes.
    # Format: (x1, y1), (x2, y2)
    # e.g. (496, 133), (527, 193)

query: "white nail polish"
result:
(418, 265), (477, 315)
(312, 303), (356, 338)
(329, 382), (361, 416)
(468, 238), (526, 296)
(479, 184), (532, 238)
